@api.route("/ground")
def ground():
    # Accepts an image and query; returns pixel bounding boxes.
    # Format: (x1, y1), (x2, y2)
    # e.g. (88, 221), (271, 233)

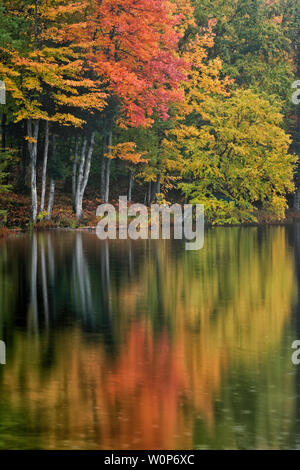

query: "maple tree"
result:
(84, 0), (193, 128)
(80, 0), (194, 204)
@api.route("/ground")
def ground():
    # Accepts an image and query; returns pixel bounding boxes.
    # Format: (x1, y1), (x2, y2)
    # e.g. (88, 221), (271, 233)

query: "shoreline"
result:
(2, 214), (300, 239)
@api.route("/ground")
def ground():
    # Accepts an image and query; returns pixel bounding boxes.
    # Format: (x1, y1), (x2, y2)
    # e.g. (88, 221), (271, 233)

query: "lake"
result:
(0, 226), (300, 449)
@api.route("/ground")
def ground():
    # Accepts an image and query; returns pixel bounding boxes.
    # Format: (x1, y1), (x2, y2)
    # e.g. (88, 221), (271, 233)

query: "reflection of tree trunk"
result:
(28, 233), (39, 335)
(47, 234), (55, 286)
(153, 241), (165, 324)
(40, 236), (49, 331)
(101, 241), (112, 318)
(73, 233), (94, 321)
(128, 240), (134, 277)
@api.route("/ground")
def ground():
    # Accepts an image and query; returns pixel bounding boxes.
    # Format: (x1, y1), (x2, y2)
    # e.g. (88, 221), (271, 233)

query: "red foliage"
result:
(84, 0), (193, 127)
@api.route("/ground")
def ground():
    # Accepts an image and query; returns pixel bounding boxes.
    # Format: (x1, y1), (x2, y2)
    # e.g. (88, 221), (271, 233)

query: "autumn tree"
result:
(81, 0), (193, 203)
(1, 1), (107, 221)
(167, 90), (297, 223)
(163, 26), (297, 223)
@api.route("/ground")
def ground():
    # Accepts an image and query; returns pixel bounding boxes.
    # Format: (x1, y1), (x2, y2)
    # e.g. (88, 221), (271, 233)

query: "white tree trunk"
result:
(104, 128), (112, 203)
(75, 132), (96, 219)
(81, 132), (96, 198)
(46, 179), (55, 220)
(46, 135), (57, 220)
(75, 137), (87, 217)
(72, 138), (79, 211)
(40, 120), (49, 214)
(100, 135), (107, 201)
(27, 119), (40, 223)
(128, 171), (134, 201)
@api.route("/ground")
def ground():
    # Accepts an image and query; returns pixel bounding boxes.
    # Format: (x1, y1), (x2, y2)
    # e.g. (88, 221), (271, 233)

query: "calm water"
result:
(0, 227), (300, 449)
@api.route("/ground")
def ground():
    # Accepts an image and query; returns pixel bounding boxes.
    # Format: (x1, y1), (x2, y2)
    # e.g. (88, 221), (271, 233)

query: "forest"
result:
(0, 0), (300, 229)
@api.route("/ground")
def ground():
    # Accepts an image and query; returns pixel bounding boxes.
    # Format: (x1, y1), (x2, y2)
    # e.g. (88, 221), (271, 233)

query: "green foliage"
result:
(0, 0), (29, 50)
(168, 90), (297, 224)
(191, 0), (294, 103)
(37, 210), (49, 221)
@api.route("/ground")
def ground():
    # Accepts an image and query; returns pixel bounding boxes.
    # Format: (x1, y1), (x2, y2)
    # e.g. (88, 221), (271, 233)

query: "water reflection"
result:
(0, 227), (298, 449)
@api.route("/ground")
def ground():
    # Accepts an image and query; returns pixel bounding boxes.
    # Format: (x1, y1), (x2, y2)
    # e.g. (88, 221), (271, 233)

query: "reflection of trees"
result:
(73, 232), (94, 322)
(114, 228), (297, 444)
(0, 238), (20, 338)
(291, 224), (300, 448)
(0, 228), (297, 449)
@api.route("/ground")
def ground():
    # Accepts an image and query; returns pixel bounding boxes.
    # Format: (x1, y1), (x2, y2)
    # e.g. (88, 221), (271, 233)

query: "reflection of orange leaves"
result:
(102, 323), (187, 449)
(2, 322), (190, 449)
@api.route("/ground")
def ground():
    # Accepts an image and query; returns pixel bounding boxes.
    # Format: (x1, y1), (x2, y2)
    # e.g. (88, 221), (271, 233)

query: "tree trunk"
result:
(75, 132), (96, 219)
(100, 135), (107, 201)
(147, 181), (152, 206)
(105, 160), (111, 203)
(39, 121), (50, 214)
(46, 179), (55, 220)
(72, 138), (79, 211)
(46, 134), (57, 220)
(128, 171), (134, 202)
(80, 132), (96, 198)
(27, 119), (40, 223)
(154, 174), (161, 201)
(75, 137), (87, 217)
(105, 128), (112, 203)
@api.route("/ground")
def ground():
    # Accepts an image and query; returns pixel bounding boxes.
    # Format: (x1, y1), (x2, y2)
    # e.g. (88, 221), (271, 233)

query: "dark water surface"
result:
(1, 226), (300, 449)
